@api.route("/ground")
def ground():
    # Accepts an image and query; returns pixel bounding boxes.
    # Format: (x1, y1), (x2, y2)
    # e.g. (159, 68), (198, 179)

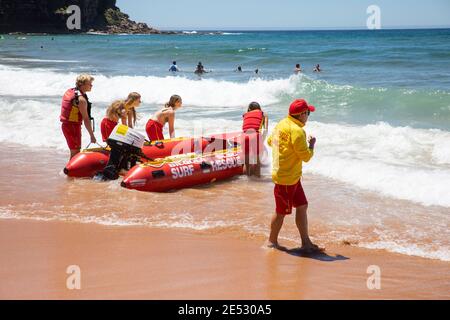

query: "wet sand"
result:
(0, 143), (449, 299)
(1, 219), (449, 300)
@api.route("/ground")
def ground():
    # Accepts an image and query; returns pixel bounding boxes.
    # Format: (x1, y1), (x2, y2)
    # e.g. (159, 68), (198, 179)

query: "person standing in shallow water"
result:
(195, 62), (207, 75)
(241, 101), (268, 177)
(267, 99), (322, 253)
(60, 74), (96, 160)
(169, 61), (179, 72)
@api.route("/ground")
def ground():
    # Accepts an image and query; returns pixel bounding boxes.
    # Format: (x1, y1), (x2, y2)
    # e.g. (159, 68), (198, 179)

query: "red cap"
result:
(289, 99), (315, 115)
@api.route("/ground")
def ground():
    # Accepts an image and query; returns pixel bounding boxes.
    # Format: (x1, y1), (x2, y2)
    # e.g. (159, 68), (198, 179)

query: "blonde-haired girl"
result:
(122, 92), (142, 128)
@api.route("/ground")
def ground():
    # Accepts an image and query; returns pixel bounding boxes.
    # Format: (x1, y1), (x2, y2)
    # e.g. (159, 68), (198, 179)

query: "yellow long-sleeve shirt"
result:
(267, 115), (314, 185)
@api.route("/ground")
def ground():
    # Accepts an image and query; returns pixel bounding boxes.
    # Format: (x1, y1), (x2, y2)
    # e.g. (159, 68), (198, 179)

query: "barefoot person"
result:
(122, 92), (142, 128)
(60, 74), (96, 159)
(145, 95), (182, 141)
(267, 99), (321, 253)
(242, 102), (268, 177)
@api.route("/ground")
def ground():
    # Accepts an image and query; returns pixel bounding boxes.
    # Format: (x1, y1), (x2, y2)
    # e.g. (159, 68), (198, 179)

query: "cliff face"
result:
(0, 0), (163, 34)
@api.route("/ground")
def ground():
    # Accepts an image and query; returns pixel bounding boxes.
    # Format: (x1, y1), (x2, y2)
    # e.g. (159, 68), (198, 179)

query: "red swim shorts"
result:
(146, 119), (164, 141)
(61, 122), (82, 150)
(274, 180), (308, 215)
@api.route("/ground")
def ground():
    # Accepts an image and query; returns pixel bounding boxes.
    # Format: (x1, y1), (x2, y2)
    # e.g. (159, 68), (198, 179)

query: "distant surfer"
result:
(313, 64), (322, 72)
(169, 61), (179, 72)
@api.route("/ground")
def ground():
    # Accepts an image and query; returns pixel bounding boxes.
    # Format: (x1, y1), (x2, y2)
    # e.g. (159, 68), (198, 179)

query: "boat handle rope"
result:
(85, 142), (106, 149)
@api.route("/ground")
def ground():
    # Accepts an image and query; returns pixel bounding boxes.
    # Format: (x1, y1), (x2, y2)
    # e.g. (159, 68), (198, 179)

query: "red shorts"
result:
(100, 118), (118, 142)
(61, 122), (81, 150)
(146, 119), (164, 141)
(274, 180), (308, 215)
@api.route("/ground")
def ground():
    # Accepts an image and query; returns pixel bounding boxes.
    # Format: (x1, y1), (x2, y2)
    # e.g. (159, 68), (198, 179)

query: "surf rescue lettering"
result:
(169, 154), (242, 179)
(211, 156), (241, 172)
(171, 164), (194, 179)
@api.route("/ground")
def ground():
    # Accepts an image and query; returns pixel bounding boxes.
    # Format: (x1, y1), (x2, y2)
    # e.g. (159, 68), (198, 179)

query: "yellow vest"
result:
(267, 115), (314, 185)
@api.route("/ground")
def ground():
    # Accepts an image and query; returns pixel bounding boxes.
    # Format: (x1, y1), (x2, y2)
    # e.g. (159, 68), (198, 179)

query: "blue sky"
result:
(116, 0), (450, 30)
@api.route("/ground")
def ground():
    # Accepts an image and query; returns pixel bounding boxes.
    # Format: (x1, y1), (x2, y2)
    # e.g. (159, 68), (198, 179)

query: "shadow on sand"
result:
(274, 245), (350, 262)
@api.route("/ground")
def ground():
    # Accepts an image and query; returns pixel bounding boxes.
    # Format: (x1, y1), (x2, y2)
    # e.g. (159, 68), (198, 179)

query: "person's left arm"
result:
(168, 111), (176, 139)
(127, 111), (133, 128)
(292, 128), (314, 162)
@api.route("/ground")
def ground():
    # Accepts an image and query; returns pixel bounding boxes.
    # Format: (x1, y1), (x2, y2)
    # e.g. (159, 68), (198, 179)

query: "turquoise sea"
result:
(1, 29), (450, 128)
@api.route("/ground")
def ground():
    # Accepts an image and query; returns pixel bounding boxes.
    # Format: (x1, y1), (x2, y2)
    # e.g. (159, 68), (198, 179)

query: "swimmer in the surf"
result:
(195, 62), (208, 75)
(169, 61), (179, 72)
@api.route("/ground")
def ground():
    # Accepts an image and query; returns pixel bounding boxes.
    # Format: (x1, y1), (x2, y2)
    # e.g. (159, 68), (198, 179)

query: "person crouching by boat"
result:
(267, 99), (322, 253)
(242, 101), (268, 177)
(145, 95), (182, 141)
(122, 92), (142, 128)
(60, 74), (96, 160)
(101, 100), (126, 142)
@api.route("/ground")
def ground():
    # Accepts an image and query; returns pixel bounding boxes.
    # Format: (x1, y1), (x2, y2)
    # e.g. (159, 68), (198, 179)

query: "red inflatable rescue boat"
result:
(64, 136), (218, 178)
(121, 149), (244, 192)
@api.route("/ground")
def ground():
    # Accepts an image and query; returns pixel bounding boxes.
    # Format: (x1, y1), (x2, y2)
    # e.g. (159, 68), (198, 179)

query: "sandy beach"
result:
(1, 218), (449, 300)
(0, 143), (449, 299)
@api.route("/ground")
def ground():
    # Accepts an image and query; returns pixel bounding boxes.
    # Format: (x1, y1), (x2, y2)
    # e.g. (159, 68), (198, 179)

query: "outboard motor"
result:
(94, 124), (146, 181)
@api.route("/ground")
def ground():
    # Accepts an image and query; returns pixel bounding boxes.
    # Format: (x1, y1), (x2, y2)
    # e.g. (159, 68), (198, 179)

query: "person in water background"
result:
(242, 101), (268, 177)
(145, 95), (183, 141)
(195, 61), (210, 75)
(122, 92), (142, 129)
(267, 99), (321, 253)
(169, 61), (179, 72)
(60, 74), (96, 160)
(101, 100), (126, 142)
(313, 64), (322, 72)
(294, 63), (302, 74)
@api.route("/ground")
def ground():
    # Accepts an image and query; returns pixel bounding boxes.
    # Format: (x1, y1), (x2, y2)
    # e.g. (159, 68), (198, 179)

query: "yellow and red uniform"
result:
(267, 115), (314, 214)
(60, 88), (83, 149)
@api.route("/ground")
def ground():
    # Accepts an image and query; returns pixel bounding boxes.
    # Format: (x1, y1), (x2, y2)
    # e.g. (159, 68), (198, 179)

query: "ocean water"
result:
(0, 29), (449, 260)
